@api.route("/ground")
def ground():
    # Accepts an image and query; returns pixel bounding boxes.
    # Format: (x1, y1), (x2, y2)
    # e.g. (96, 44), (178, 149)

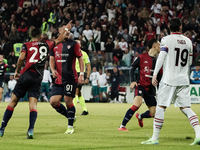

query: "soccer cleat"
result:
(74, 116), (77, 123)
(0, 129), (4, 137)
(27, 129), (34, 139)
(141, 138), (159, 144)
(118, 127), (129, 131)
(80, 111), (89, 116)
(135, 113), (143, 127)
(190, 137), (200, 145)
(64, 127), (74, 134)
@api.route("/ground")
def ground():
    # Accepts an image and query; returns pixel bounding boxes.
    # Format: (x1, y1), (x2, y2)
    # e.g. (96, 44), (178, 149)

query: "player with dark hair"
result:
(142, 18), (200, 145)
(118, 39), (162, 131)
(0, 54), (15, 102)
(0, 21), (72, 139)
(49, 24), (84, 134)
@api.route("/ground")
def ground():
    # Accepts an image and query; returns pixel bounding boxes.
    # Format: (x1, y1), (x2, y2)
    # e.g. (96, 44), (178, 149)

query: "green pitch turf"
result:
(0, 102), (200, 150)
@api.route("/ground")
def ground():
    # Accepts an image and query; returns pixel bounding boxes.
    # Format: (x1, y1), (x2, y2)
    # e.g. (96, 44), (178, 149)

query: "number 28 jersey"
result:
(20, 41), (55, 76)
(160, 33), (193, 86)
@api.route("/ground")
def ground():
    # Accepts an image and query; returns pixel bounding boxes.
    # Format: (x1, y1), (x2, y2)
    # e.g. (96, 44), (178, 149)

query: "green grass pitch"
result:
(0, 102), (200, 150)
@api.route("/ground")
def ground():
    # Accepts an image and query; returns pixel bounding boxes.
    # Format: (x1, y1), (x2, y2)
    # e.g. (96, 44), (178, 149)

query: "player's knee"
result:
(50, 100), (59, 108)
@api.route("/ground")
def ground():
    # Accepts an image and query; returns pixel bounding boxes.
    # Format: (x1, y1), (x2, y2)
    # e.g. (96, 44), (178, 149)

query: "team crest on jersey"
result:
(139, 90), (142, 94)
(1, 66), (3, 69)
(67, 45), (71, 49)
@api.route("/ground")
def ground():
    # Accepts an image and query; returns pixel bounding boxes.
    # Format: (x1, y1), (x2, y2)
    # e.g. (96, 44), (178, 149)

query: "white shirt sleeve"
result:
(48, 71), (52, 83)
(190, 71), (195, 80)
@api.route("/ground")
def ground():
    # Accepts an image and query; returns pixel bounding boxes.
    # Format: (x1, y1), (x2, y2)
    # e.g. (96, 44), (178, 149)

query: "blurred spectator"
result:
(194, 28), (200, 53)
(13, 43), (23, 59)
(118, 38), (128, 51)
(113, 44), (123, 66)
(117, 26), (124, 40)
(100, 25), (110, 51)
(104, 37), (114, 65)
(121, 49), (131, 66)
(133, 42), (145, 55)
(93, 26), (101, 51)
(41, 17), (48, 34)
(141, 6), (149, 21)
(90, 67), (99, 102)
(144, 25), (156, 41)
(7, 51), (17, 72)
(129, 21), (137, 37)
(106, 4), (116, 22)
(122, 28), (132, 43)
(0, 38), (10, 59)
(71, 20), (83, 40)
(106, 67), (122, 103)
(150, 0), (161, 14)
(8, 75), (16, 95)
(9, 26), (20, 48)
(190, 65), (200, 84)
(97, 69), (109, 102)
(18, 21), (28, 42)
(28, 10), (38, 28)
(132, 29), (139, 47)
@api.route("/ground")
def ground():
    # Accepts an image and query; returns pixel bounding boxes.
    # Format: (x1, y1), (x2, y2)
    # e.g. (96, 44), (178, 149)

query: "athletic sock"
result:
(182, 108), (200, 138)
(140, 110), (152, 119)
(121, 105), (139, 126)
(28, 109), (37, 130)
(79, 95), (87, 112)
(0, 105), (14, 130)
(53, 103), (68, 118)
(73, 95), (78, 107)
(152, 106), (165, 141)
(67, 103), (75, 126)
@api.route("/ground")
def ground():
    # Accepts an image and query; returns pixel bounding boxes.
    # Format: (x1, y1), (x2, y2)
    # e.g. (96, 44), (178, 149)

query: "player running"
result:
(73, 40), (91, 116)
(0, 21), (72, 139)
(49, 24), (84, 134)
(141, 18), (200, 145)
(118, 39), (162, 131)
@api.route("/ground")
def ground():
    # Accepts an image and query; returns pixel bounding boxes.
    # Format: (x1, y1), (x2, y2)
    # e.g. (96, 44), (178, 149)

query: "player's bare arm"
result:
(84, 63), (91, 85)
(49, 56), (58, 78)
(15, 52), (26, 80)
(54, 20), (73, 46)
(152, 75), (158, 86)
(78, 56), (84, 84)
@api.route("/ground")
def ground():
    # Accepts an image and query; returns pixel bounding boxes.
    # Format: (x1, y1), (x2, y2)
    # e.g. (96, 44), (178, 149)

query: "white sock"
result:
(152, 106), (165, 141)
(181, 108), (200, 138)
(67, 125), (73, 128)
(120, 125), (125, 128)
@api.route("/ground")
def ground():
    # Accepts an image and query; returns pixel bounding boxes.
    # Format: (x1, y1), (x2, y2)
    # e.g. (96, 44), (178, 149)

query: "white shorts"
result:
(157, 82), (191, 107)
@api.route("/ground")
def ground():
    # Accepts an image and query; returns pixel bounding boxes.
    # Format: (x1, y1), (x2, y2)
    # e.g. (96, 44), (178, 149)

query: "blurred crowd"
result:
(1, 0), (200, 73)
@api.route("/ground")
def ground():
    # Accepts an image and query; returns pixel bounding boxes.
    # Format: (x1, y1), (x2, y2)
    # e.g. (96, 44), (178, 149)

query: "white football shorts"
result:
(157, 82), (191, 107)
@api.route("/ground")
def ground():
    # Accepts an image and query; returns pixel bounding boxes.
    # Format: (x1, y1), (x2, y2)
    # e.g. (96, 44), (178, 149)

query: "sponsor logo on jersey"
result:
(57, 60), (66, 62)
(67, 45), (71, 49)
(54, 47), (58, 49)
(139, 90), (142, 94)
(55, 51), (61, 58)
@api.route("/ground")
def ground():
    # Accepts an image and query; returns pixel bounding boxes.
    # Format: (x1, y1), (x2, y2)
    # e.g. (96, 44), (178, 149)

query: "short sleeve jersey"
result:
(0, 63), (8, 82)
(75, 50), (90, 73)
(50, 39), (82, 84)
(160, 33), (193, 86)
(20, 41), (55, 75)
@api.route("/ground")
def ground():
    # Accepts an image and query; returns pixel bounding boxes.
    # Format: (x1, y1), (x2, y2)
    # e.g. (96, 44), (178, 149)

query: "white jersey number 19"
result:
(174, 48), (188, 67)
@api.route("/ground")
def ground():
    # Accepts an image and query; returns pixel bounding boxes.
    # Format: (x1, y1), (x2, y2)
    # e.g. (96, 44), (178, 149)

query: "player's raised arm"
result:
(54, 20), (73, 46)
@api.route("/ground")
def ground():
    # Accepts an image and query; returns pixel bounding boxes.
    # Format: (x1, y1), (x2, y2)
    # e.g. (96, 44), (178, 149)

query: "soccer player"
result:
(141, 18), (200, 145)
(118, 39), (162, 131)
(0, 54), (15, 102)
(0, 21), (72, 139)
(49, 25), (84, 134)
(73, 40), (91, 116)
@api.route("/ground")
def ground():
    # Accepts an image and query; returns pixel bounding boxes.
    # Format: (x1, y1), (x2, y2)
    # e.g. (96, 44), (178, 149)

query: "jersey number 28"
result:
(175, 48), (188, 67)
(29, 46), (48, 63)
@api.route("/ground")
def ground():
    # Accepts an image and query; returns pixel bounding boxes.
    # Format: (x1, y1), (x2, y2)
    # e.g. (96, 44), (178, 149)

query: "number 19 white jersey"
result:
(160, 33), (193, 86)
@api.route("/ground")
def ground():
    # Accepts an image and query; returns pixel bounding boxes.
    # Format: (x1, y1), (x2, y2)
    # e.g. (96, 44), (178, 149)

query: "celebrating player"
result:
(73, 40), (91, 116)
(49, 24), (84, 134)
(0, 21), (72, 139)
(118, 39), (162, 131)
(141, 18), (200, 145)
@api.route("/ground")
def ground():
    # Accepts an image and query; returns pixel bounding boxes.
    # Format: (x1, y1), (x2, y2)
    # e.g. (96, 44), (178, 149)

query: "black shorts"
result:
(13, 70), (42, 99)
(134, 85), (157, 106)
(51, 82), (77, 98)
(0, 82), (4, 88)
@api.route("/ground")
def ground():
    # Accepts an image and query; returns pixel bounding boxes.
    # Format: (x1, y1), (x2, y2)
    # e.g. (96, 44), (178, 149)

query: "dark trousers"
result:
(111, 84), (119, 101)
